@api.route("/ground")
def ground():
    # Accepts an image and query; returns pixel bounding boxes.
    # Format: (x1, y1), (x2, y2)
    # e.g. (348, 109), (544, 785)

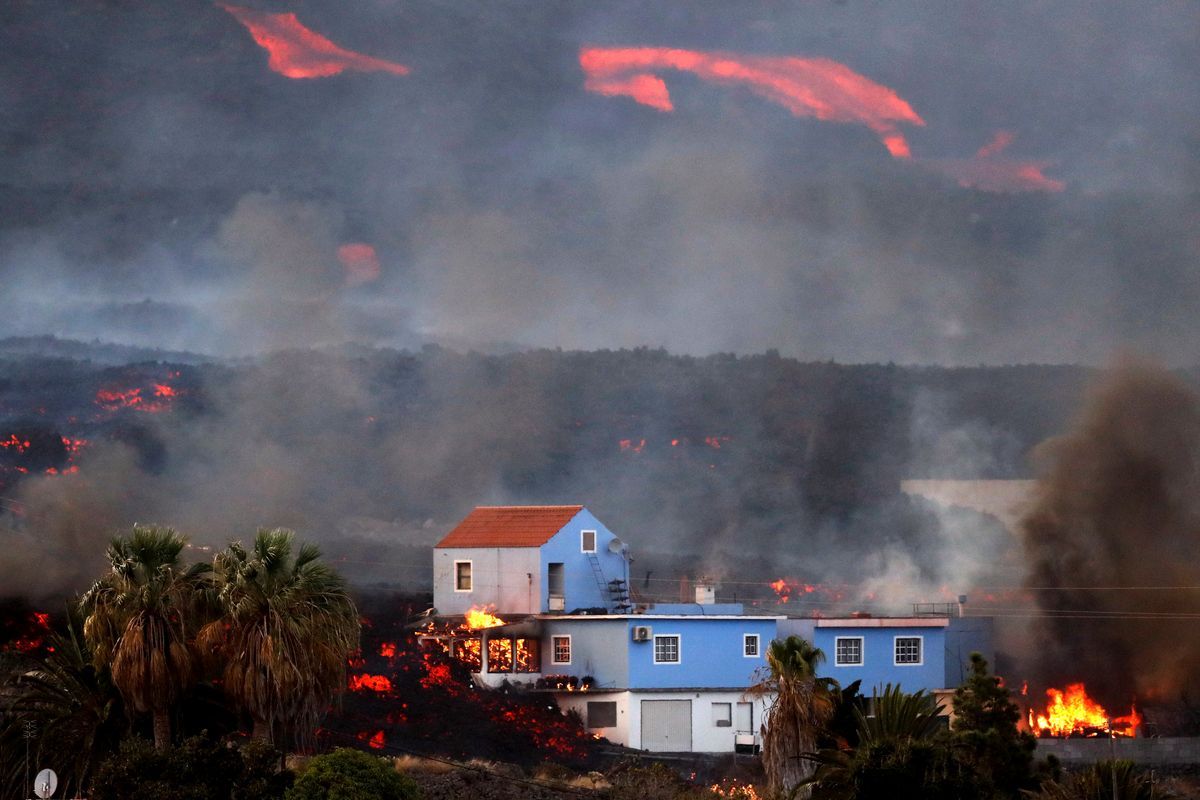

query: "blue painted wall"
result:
(625, 617), (776, 689)
(538, 509), (628, 612)
(943, 617), (995, 686)
(813, 625), (947, 693)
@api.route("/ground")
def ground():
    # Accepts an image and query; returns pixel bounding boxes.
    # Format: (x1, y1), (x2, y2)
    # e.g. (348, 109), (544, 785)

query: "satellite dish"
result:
(608, 537), (625, 554)
(35, 768), (57, 799)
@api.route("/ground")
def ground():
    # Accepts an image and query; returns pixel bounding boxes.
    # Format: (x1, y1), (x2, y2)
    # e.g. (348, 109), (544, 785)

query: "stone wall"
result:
(1036, 737), (1200, 765)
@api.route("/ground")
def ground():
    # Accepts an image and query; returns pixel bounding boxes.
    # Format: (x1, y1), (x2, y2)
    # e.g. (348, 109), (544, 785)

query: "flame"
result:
(464, 605), (504, 630)
(579, 46), (925, 158)
(337, 243), (382, 286)
(1031, 683), (1141, 737)
(220, 3), (410, 79)
(356, 729), (385, 749)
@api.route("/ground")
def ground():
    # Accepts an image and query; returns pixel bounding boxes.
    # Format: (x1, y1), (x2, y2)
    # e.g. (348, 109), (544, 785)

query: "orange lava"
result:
(337, 243), (382, 286)
(464, 605), (504, 630)
(219, 3), (410, 79)
(1030, 683), (1141, 737)
(924, 131), (1064, 193)
(348, 673), (393, 693)
(379, 641), (397, 658)
(579, 46), (924, 158)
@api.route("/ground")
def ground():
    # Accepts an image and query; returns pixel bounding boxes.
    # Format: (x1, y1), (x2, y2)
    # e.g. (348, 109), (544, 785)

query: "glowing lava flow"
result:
(1029, 683), (1141, 737)
(579, 46), (925, 158)
(923, 130), (1065, 193)
(219, 3), (410, 79)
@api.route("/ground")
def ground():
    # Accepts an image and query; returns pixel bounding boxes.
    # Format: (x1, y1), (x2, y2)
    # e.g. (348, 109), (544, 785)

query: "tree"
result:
(749, 636), (837, 798)
(951, 653), (1036, 797)
(198, 529), (360, 746)
(80, 525), (210, 750)
(1031, 760), (1174, 800)
(0, 607), (126, 799)
(855, 684), (945, 744)
(285, 748), (419, 800)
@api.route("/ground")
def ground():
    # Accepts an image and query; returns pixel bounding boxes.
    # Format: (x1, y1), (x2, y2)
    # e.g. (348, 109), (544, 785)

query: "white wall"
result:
(557, 690), (774, 753)
(432, 546), (541, 615)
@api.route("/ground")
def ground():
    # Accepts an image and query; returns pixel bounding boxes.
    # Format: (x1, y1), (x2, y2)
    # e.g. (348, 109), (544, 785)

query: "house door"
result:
(547, 563), (564, 610)
(736, 702), (753, 733)
(641, 699), (692, 752)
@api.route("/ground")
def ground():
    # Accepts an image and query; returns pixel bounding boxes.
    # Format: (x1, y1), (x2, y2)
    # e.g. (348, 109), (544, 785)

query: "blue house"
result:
(432, 506), (630, 616)
(806, 614), (994, 703)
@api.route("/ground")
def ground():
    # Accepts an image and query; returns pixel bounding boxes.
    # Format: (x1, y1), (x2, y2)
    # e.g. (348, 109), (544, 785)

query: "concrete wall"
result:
(814, 622), (948, 693)
(943, 617), (995, 686)
(626, 617), (776, 690)
(1035, 737), (1200, 765)
(539, 509), (627, 612)
(541, 618), (631, 689)
(432, 546), (540, 616)
(556, 689), (773, 752)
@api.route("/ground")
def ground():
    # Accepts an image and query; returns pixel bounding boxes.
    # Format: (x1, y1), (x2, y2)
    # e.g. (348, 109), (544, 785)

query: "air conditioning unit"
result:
(632, 626), (652, 642)
(548, 595), (566, 612)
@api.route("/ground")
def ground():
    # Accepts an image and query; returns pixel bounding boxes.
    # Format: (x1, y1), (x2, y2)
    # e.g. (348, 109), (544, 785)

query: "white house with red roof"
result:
(432, 505), (631, 617)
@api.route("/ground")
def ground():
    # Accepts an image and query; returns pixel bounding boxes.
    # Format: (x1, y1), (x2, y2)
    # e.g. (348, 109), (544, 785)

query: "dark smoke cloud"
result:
(1, 1), (1199, 364)
(1022, 359), (1200, 705)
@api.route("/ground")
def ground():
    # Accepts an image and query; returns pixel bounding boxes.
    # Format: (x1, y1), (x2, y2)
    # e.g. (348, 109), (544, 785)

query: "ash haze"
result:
(1, 0), (1198, 364)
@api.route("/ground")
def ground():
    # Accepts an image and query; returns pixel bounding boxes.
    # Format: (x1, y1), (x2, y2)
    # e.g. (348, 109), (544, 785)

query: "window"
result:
(743, 633), (760, 657)
(581, 530), (597, 553)
(895, 636), (922, 665)
(547, 563), (565, 596)
(587, 701), (617, 728)
(653, 634), (680, 664)
(454, 561), (472, 592)
(834, 636), (863, 666)
(711, 702), (732, 727)
(551, 635), (572, 665)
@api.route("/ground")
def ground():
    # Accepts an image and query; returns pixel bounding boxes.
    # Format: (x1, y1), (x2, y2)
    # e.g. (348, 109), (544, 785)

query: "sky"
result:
(2, 0), (1199, 365)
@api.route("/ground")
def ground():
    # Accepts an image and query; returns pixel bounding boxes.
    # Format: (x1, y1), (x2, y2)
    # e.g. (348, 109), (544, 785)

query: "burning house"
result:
(427, 505), (780, 753)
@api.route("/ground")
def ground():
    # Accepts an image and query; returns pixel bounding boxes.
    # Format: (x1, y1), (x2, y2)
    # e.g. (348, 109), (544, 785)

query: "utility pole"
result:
(22, 719), (36, 798)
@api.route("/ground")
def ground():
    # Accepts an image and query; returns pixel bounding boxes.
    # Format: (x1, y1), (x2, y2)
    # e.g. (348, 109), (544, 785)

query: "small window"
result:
(587, 701), (617, 728)
(454, 561), (472, 592)
(835, 636), (863, 666)
(653, 634), (680, 664)
(743, 634), (760, 657)
(552, 635), (572, 665)
(712, 702), (732, 727)
(581, 530), (597, 553)
(895, 636), (922, 665)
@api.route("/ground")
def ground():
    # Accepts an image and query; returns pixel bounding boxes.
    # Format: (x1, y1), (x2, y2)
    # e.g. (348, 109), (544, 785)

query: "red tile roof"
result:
(435, 505), (584, 548)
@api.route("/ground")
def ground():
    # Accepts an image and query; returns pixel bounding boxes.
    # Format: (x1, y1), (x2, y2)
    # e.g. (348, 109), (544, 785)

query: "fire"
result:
(379, 642), (397, 658)
(95, 374), (183, 414)
(219, 3), (410, 79)
(356, 729), (385, 749)
(1030, 683), (1141, 737)
(579, 46), (925, 158)
(0, 435), (31, 453)
(338, 243), (382, 286)
(464, 605), (504, 630)
(769, 578), (818, 605)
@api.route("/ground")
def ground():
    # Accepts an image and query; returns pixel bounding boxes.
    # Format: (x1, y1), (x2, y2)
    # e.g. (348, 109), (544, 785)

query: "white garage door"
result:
(641, 699), (692, 752)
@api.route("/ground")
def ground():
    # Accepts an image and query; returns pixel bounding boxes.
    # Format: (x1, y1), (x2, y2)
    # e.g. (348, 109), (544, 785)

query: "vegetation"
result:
(80, 525), (210, 749)
(950, 652), (1036, 797)
(89, 734), (292, 800)
(286, 748), (420, 800)
(749, 636), (837, 797)
(198, 529), (360, 748)
(1030, 760), (1176, 800)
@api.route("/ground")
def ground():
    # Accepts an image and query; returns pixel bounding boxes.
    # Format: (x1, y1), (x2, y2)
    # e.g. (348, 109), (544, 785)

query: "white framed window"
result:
(834, 636), (863, 666)
(581, 529), (597, 553)
(653, 634), (680, 664)
(743, 633), (760, 657)
(454, 560), (472, 592)
(711, 702), (732, 727)
(551, 635), (572, 665)
(894, 636), (923, 665)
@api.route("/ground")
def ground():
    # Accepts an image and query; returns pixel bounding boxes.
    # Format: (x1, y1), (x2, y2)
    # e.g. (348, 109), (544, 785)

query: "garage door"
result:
(641, 699), (692, 752)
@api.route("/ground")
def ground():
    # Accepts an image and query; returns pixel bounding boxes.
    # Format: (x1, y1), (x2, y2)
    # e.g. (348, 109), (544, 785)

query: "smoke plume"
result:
(1021, 359), (1200, 705)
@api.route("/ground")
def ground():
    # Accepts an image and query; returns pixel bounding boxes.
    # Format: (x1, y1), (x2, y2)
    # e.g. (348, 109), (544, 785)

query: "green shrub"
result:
(285, 748), (420, 800)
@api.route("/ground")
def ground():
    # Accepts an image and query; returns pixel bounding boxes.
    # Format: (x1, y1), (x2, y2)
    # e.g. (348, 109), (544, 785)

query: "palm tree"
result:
(0, 607), (127, 798)
(197, 529), (360, 746)
(80, 525), (208, 750)
(749, 636), (838, 798)
(854, 684), (945, 744)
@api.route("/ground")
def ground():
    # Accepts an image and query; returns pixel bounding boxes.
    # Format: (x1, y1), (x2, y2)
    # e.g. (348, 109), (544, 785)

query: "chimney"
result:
(695, 577), (716, 605)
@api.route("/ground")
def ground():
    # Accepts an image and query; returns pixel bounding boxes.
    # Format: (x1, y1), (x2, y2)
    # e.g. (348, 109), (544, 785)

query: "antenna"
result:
(607, 537), (625, 554)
